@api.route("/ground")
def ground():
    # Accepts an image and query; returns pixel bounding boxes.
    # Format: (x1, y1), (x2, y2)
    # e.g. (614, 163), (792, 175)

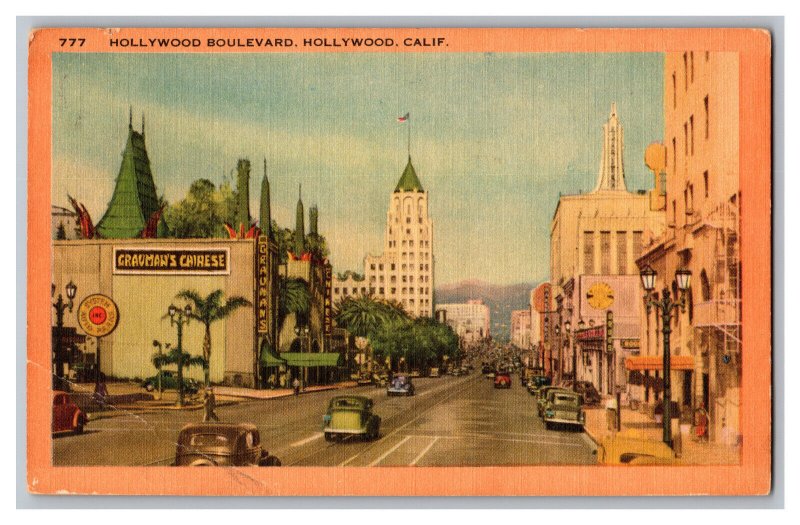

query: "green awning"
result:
(281, 352), (342, 368)
(260, 346), (286, 366)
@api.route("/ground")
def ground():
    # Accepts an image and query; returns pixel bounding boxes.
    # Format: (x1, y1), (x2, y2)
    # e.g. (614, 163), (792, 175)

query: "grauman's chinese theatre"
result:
(53, 112), (333, 388)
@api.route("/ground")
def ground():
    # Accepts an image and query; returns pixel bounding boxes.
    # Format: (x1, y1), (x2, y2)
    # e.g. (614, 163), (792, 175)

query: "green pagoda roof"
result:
(96, 118), (167, 238)
(394, 156), (424, 193)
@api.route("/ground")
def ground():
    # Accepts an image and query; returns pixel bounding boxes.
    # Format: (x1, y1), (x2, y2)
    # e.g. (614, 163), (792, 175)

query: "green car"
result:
(142, 370), (200, 394)
(535, 386), (569, 417)
(323, 395), (381, 442)
(543, 390), (586, 431)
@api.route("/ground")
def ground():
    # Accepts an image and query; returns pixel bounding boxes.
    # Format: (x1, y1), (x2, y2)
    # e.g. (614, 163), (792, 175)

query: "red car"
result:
(493, 371), (512, 389)
(52, 391), (86, 434)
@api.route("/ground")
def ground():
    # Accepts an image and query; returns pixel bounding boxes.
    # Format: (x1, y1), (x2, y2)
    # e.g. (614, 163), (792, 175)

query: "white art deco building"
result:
(332, 156), (434, 318)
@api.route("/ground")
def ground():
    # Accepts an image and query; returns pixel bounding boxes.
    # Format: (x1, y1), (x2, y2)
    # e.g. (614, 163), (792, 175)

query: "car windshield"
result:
(392, 378), (407, 387)
(333, 398), (363, 409)
(553, 394), (580, 407)
(189, 433), (229, 447)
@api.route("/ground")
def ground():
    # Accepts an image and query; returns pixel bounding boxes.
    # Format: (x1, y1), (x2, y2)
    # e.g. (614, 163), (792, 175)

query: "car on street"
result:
(526, 374), (552, 395)
(323, 395), (381, 441)
(536, 386), (569, 417)
(387, 375), (415, 396)
(571, 381), (602, 406)
(174, 423), (281, 466)
(142, 370), (200, 394)
(52, 391), (87, 434)
(493, 371), (512, 388)
(429, 367), (440, 378)
(409, 369), (421, 378)
(543, 390), (586, 431)
(595, 433), (675, 464)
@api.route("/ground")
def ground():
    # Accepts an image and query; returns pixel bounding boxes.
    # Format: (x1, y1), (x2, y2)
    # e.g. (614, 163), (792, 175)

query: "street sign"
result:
(77, 294), (120, 338)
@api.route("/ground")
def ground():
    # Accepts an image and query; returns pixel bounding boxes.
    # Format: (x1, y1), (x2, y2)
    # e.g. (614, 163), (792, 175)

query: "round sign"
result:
(77, 294), (120, 338)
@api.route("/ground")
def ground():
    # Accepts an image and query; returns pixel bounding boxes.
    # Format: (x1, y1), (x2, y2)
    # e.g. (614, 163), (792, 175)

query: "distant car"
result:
(387, 376), (415, 396)
(142, 371), (200, 394)
(408, 369), (421, 378)
(572, 381), (602, 406)
(526, 375), (552, 395)
(174, 423), (281, 466)
(429, 367), (440, 378)
(481, 365), (492, 375)
(323, 395), (381, 441)
(52, 391), (86, 434)
(543, 390), (586, 431)
(493, 371), (512, 389)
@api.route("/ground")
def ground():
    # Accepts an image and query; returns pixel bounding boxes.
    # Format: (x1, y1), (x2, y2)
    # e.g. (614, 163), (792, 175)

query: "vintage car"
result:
(526, 374), (552, 395)
(429, 367), (440, 378)
(142, 370), (200, 394)
(174, 423), (281, 466)
(52, 391), (87, 434)
(408, 369), (422, 378)
(323, 395), (381, 441)
(493, 371), (512, 389)
(572, 381), (602, 406)
(543, 390), (586, 430)
(536, 386), (568, 417)
(595, 432), (675, 465)
(387, 375), (415, 396)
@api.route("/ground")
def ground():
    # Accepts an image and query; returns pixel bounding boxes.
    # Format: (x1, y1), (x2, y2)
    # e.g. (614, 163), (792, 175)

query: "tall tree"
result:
(175, 289), (252, 387)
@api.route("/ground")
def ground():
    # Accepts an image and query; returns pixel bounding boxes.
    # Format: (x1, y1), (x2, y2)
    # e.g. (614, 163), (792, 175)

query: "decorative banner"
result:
(606, 310), (614, 354)
(575, 326), (604, 341)
(113, 247), (230, 275)
(323, 265), (333, 336)
(77, 294), (120, 338)
(256, 236), (271, 334)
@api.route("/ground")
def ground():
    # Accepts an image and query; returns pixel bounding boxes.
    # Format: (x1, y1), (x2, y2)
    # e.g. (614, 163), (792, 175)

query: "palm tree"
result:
(175, 289), (252, 388)
(278, 276), (311, 333)
(334, 295), (393, 338)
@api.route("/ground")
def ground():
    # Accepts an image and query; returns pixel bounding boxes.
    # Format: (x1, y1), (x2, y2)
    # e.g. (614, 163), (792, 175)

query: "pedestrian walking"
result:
(203, 387), (219, 422)
(292, 377), (301, 396)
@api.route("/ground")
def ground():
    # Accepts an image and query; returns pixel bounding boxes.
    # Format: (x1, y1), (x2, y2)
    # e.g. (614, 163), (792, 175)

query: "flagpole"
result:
(407, 116), (411, 157)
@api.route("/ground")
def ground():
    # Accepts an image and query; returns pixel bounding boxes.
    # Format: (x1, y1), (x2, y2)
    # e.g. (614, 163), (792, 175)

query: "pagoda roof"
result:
(394, 156), (423, 192)
(97, 125), (166, 238)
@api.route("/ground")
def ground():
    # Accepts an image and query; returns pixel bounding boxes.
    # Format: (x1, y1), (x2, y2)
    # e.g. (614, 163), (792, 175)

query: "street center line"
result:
(368, 435), (412, 466)
(290, 432), (323, 447)
(409, 436), (439, 466)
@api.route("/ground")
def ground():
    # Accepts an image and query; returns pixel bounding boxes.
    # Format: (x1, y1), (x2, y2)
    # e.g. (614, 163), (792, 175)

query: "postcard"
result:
(27, 27), (772, 496)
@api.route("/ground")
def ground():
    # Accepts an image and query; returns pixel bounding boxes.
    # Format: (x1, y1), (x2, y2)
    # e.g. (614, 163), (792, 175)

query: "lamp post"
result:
(294, 323), (311, 384)
(168, 303), (192, 407)
(639, 265), (692, 448)
(52, 281), (77, 390)
(563, 319), (572, 387)
(151, 339), (165, 400)
(554, 323), (562, 383)
(575, 319), (586, 385)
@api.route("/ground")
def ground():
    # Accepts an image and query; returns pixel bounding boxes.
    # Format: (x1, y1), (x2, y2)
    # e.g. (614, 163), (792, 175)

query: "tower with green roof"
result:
(96, 110), (167, 238)
(394, 156), (424, 193)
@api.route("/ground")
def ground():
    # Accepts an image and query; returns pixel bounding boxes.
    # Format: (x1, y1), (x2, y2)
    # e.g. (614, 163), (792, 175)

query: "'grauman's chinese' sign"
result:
(323, 265), (332, 336)
(113, 247), (230, 275)
(256, 236), (270, 334)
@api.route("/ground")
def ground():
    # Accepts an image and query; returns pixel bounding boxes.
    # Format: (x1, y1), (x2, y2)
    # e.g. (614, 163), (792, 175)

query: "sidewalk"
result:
(214, 381), (359, 400)
(583, 402), (740, 465)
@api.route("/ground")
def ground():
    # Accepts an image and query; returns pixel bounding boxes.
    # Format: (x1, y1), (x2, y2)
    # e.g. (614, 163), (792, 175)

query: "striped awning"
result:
(625, 355), (694, 371)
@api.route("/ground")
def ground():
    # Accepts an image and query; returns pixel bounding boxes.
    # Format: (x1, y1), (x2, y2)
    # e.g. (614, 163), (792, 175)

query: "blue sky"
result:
(52, 52), (663, 286)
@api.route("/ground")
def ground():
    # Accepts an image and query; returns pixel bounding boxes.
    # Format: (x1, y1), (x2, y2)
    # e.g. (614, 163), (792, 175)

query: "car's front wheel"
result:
(324, 432), (334, 442)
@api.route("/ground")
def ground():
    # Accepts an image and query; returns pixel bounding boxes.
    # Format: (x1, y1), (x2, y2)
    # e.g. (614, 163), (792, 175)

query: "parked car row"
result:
(532, 384), (586, 432)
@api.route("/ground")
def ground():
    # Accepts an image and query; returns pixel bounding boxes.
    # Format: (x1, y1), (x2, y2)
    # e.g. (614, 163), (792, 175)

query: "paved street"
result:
(53, 373), (596, 467)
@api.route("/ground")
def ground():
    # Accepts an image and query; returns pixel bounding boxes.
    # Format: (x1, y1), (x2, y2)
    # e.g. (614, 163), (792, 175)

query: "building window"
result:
(334, 288), (339, 294)
(672, 72), (676, 108)
(391, 287), (396, 294)
(683, 188), (689, 215)
(370, 264), (375, 270)
(690, 51), (694, 83)
(361, 287), (366, 295)
(600, 231), (611, 274)
(406, 217), (410, 224)
(690, 115), (694, 155)
(410, 276), (414, 283)
(420, 264), (424, 271)
(402, 275), (407, 283)
(343, 289), (348, 296)
(379, 264), (383, 271)
(632, 231), (643, 259)
(689, 184), (694, 213)
(672, 200), (677, 224)
(402, 264), (407, 271)
(583, 231), (594, 274)
(409, 240), (414, 248)
(700, 270), (711, 301)
(369, 276), (376, 283)
(616, 231), (627, 275)
(705, 50), (710, 61)
(406, 229), (411, 235)
(379, 275), (384, 283)
(391, 276), (396, 283)
(704, 95), (709, 139)
(369, 287), (375, 294)
(672, 137), (676, 171)
(683, 52), (688, 91)
(684, 122), (688, 156)
(704, 170), (709, 197)
(402, 287), (407, 294)
(391, 264), (396, 271)
(379, 287), (384, 294)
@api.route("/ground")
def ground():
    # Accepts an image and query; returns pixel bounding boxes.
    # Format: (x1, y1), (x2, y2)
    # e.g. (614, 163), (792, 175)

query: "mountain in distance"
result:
(435, 279), (538, 341)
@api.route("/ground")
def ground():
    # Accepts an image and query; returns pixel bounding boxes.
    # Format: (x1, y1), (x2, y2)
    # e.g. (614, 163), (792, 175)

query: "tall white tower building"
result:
(332, 156), (435, 318)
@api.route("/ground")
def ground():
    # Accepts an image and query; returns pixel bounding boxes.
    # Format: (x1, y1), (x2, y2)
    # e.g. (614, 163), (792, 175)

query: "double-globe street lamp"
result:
(168, 303), (192, 407)
(52, 281), (77, 390)
(639, 265), (692, 448)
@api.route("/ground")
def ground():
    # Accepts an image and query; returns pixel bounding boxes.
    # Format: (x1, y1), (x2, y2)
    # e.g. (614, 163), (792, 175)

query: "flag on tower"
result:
(397, 112), (409, 123)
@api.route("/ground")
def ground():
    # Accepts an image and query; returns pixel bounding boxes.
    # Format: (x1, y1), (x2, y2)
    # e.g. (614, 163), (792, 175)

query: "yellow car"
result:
(595, 432), (675, 465)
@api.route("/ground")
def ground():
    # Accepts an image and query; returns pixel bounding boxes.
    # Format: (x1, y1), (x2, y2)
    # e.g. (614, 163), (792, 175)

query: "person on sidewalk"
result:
(292, 377), (301, 396)
(203, 387), (219, 422)
(694, 404), (709, 442)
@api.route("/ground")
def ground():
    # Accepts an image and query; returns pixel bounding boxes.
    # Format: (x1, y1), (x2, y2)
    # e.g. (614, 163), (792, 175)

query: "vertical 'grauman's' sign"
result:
(256, 235), (270, 334)
(323, 265), (332, 336)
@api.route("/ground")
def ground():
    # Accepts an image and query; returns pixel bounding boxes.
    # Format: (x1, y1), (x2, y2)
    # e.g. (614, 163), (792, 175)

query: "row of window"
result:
(333, 286), (432, 298)
(671, 51), (710, 108)
(388, 227), (428, 237)
(368, 274), (431, 284)
(582, 230), (643, 275)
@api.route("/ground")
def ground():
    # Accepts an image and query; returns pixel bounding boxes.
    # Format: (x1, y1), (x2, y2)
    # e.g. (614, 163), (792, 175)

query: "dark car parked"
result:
(174, 423), (281, 466)
(571, 381), (601, 406)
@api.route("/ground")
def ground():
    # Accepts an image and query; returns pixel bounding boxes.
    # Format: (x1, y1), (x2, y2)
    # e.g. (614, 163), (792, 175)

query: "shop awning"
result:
(260, 346), (286, 367)
(281, 352), (342, 368)
(625, 355), (694, 371)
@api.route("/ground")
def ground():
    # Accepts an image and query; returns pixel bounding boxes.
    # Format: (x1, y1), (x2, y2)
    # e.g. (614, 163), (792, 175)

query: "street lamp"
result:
(639, 264), (692, 448)
(52, 280), (77, 390)
(168, 303), (192, 407)
(564, 319), (574, 389)
(152, 339), (164, 400)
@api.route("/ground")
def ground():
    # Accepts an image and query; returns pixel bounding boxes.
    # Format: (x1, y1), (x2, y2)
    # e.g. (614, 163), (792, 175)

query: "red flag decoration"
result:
(397, 112), (409, 123)
(139, 205), (164, 238)
(67, 195), (97, 239)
